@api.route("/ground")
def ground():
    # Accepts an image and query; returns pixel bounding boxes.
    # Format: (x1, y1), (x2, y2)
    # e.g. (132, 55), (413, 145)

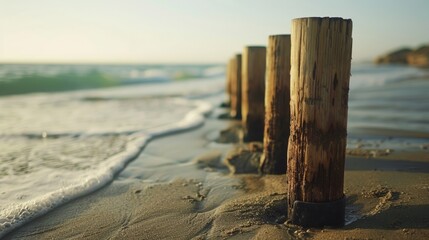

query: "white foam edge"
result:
(0, 99), (213, 237)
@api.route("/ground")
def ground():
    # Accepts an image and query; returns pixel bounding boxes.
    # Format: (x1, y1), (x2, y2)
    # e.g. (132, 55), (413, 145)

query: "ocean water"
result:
(0, 64), (223, 236)
(349, 63), (429, 132)
(0, 63), (428, 236)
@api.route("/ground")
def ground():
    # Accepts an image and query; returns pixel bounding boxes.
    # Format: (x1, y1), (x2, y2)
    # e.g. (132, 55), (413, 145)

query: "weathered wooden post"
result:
(260, 35), (291, 174)
(230, 54), (242, 119)
(241, 46), (266, 142)
(287, 17), (353, 227)
(224, 58), (233, 107)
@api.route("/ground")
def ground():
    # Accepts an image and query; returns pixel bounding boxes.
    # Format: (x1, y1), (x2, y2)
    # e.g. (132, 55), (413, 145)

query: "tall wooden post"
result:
(287, 17), (353, 227)
(260, 35), (291, 174)
(241, 46), (266, 142)
(225, 58), (233, 106)
(230, 54), (242, 119)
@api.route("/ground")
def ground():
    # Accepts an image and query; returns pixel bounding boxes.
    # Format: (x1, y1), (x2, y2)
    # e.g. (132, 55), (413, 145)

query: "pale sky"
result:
(0, 0), (428, 64)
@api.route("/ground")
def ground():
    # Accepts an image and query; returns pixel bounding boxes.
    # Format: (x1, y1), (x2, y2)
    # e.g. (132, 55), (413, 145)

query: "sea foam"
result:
(0, 97), (213, 238)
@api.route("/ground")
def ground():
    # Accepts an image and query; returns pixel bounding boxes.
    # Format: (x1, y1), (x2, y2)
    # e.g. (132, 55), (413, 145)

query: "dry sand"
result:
(4, 112), (429, 239)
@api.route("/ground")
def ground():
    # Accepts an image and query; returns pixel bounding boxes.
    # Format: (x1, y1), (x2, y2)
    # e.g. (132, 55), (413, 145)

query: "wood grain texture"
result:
(287, 17), (353, 215)
(260, 35), (291, 174)
(241, 46), (266, 142)
(230, 54), (242, 119)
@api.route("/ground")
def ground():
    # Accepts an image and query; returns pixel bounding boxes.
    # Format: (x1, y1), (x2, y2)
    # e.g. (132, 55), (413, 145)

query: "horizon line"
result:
(0, 59), (373, 65)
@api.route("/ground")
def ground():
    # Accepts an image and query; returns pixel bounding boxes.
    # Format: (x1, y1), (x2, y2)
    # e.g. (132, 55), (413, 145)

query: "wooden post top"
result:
(244, 46), (266, 50)
(292, 17), (352, 35)
(292, 16), (352, 22)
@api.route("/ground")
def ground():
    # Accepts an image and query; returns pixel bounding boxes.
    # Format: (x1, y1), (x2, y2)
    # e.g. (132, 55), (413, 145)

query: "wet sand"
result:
(4, 112), (429, 239)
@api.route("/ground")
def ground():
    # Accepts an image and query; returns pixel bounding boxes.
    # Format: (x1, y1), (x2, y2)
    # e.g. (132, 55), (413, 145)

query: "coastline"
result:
(4, 108), (429, 239)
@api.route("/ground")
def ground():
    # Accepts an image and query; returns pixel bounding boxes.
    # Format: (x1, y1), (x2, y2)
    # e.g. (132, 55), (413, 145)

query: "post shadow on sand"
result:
(343, 194), (429, 230)
(347, 203), (429, 230)
(345, 156), (429, 173)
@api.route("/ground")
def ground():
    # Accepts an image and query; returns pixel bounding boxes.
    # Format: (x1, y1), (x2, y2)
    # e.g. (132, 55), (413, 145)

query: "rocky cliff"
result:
(375, 44), (429, 68)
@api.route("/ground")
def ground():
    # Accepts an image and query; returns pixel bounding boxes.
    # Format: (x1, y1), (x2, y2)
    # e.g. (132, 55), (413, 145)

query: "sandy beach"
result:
(4, 108), (428, 240)
(2, 1), (429, 239)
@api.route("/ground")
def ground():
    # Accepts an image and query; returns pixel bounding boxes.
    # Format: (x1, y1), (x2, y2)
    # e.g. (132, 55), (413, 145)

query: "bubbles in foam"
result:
(0, 94), (214, 237)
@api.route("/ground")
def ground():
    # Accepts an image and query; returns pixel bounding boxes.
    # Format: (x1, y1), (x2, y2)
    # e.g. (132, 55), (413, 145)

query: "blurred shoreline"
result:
(0, 63), (225, 96)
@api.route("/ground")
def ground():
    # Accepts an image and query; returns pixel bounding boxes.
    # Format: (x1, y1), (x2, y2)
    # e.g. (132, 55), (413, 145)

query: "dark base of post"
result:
(243, 118), (264, 142)
(218, 115), (241, 120)
(217, 112), (232, 120)
(290, 196), (346, 228)
(219, 101), (231, 108)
